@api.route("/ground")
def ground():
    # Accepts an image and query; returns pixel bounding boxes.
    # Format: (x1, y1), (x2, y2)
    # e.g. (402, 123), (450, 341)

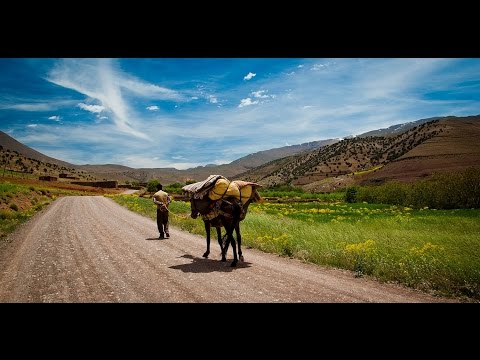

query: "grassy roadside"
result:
(108, 193), (480, 302)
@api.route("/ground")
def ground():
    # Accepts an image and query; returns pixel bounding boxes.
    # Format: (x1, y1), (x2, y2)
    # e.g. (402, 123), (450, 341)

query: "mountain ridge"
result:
(1, 114), (479, 189)
(236, 115), (480, 191)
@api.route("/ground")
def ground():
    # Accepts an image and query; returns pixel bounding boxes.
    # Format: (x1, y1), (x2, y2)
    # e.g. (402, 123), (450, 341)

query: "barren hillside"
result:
(236, 115), (480, 191)
(360, 115), (480, 184)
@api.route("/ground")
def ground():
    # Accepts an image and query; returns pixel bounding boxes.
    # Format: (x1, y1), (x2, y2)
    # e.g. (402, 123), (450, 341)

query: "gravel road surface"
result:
(0, 196), (455, 303)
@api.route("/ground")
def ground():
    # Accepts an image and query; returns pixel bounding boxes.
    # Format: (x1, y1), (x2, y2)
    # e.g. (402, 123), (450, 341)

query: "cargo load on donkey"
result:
(182, 175), (262, 267)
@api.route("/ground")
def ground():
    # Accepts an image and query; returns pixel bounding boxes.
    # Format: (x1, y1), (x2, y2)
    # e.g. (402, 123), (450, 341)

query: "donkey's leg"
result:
(203, 221), (211, 258)
(222, 235), (230, 259)
(229, 201), (243, 267)
(216, 226), (227, 262)
(236, 224), (244, 262)
(229, 235), (238, 267)
(223, 218), (238, 267)
(221, 233), (231, 261)
(221, 218), (233, 262)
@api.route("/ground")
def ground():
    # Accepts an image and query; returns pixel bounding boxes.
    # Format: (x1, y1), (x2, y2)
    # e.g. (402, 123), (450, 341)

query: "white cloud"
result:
(146, 105), (159, 111)
(243, 72), (256, 80)
(120, 77), (183, 101)
(17, 132), (62, 146)
(27, 124), (37, 128)
(122, 154), (210, 170)
(77, 103), (105, 113)
(251, 90), (270, 99)
(353, 58), (451, 100)
(297, 64), (304, 68)
(208, 95), (218, 104)
(47, 59), (150, 140)
(311, 63), (328, 71)
(8, 103), (53, 111)
(48, 115), (61, 121)
(0, 100), (77, 111)
(238, 98), (259, 108)
(11, 58), (480, 170)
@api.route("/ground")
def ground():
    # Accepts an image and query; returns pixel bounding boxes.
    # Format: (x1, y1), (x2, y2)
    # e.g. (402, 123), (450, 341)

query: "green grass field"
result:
(108, 194), (480, 301)
(2, 179), (478, 302)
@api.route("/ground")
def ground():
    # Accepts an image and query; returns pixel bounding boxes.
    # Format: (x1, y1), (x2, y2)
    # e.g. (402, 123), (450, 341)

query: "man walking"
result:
(153, 183), (171, 239)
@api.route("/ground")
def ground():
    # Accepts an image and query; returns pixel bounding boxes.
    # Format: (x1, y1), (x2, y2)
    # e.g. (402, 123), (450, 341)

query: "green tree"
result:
(147, 179), (160, 192)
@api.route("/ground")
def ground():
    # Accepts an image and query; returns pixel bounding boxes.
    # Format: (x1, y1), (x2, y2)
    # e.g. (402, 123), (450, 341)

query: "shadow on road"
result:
(169, 254), (252, 273)
(145, 237), (166, 240)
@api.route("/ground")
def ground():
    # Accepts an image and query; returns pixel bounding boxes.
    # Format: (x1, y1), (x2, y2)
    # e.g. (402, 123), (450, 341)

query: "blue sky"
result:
(1, 58), (479, 170)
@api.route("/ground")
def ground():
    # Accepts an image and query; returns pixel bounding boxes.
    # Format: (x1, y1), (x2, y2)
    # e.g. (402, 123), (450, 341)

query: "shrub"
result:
(345, 187), (357, 203)
(147, 179), (160, 193)
(165, 182), (184, 194)
(9, 203), (18, 211)
(0, 210), (15, 219)
(355, 167), (480, 209)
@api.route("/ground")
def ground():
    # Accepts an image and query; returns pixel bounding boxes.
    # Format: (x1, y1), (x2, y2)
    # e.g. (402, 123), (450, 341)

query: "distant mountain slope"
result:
(2, 115), (479, 189)
(0, 131), (76, 168)
(0, 130), (338, 184)
(229, 139), (339, 170)
(359, 115), (480, 184)
(237, 115), (480, 189)
(358, 116), (446, 137)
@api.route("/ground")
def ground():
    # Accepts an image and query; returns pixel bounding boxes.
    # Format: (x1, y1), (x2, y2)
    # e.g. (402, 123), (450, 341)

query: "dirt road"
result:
(0, 196), (455, 303)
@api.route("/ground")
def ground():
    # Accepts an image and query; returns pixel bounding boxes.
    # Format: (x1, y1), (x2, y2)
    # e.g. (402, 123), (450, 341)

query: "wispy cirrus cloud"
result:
(0, 99), (77, 111)
(121, 76), (183, 101)
(211, 58), (480, 155)
(46, 59), (151, 140)
(2, 58), (479, 169)
(48, 115), (60, 121)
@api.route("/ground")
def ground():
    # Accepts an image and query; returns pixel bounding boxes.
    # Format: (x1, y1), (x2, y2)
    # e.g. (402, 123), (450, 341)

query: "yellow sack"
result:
(208, 179), (253, 204)
(208, 179), (238, 200)
(237, 184), (252, 204)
